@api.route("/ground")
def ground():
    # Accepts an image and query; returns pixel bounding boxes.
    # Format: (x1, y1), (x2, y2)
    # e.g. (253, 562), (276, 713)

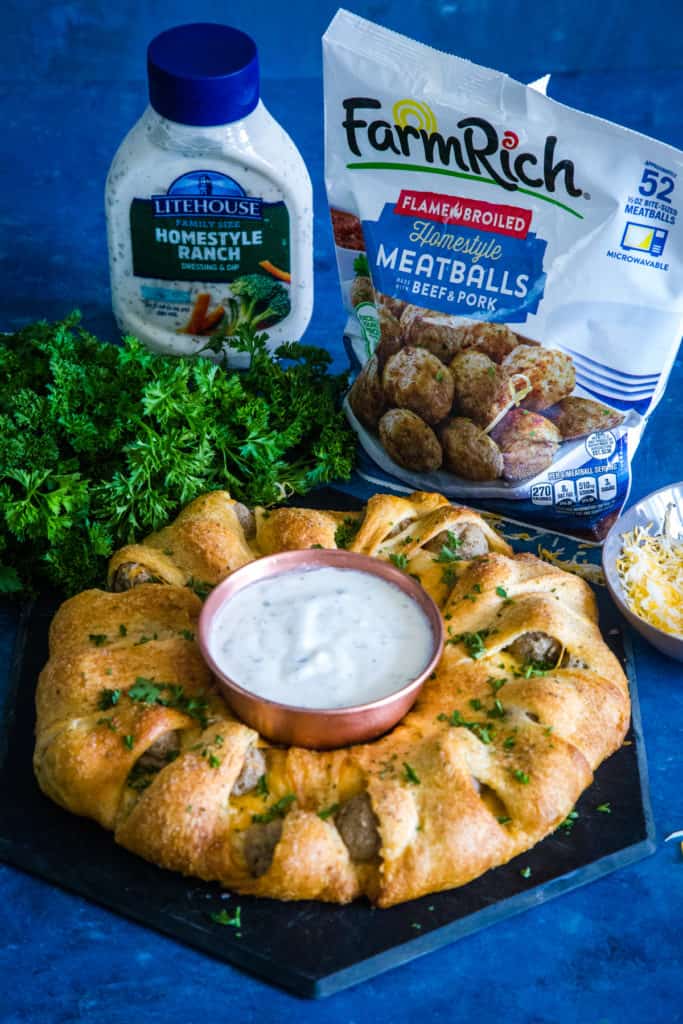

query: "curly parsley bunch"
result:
(0, 314), (355, 594)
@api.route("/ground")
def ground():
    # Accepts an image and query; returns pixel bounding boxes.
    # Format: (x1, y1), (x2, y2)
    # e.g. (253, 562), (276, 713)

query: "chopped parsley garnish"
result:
(210, 906), (242, 928)
(557, 810), (579, 834)
(189, 579), (213, 600)
(488, 676), (507, 693)
(503, 735), (516, 751)
(495, 586), (508, 599)
(317, 803), (340, 820)
(252, 794), (295, 824)
(126, 677), (209, 729)
(488, 698), (505, 719)
(596, 802), (612, 814)
(448, 630), (491, 659)
(435, 371), (444, 382)
(256, 774), (269, 800)
(403, 762), (420, 785)
(520, 866), (532, 879)
(440, 565), (458, 587)
(89, 634), (108, 647)
(497, 815), (512, 825)
(208, 754), (221, 769)
(433, 531), (463, 563)
(469, 698), (483, 711)
(438, 710), (493, 744)
(180, 629), (195, 641)
(123, 734), (134, 750)
(334, 516), (361, 549)
(513, 769), (530, 784)
(118, 624), (127, 637)
(389, 552), (408, 571)
(97, 716), (118, 732)
(97, 688), (121, 710)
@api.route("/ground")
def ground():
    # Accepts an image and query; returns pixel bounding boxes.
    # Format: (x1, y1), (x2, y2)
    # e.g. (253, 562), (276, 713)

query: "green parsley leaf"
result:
(448, 630), (491, 659)
(317, 803), (340, 821)
(503, 735), (516, 750)
(89, 634), (108, 647)
(97, 688), (121, 710)
(513, 769), (530, 784)
(497, 815), (512, 825)
(334, 516), (361, 549)
(123, 734), (134, 750)
(403, 762), (420, 785)
(208, 753), (221, 769)
(433, 531), (463, 564)
(389, 552), (408, 571)
(252, 794), (296, 824)
(596, 802), (612, 814)
(255, 774), (269, 799)
(96, 717), (118, 732)
(210, 906), (242, 928)
(118, 623), (127, 637)
(520, 866), (532, 879)
(495, 586), (508, 599)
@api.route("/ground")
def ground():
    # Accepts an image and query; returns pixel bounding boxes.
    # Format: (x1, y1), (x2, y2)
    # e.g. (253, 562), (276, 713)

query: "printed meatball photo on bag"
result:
(323, 9), (683, 540)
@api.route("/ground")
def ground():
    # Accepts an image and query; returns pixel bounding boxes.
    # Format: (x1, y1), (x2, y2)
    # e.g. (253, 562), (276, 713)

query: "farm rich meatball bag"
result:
(323, 9), (683, 538)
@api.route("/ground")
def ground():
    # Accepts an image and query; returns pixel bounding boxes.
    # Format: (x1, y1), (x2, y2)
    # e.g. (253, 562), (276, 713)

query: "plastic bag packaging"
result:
(323, 9), (683, 539)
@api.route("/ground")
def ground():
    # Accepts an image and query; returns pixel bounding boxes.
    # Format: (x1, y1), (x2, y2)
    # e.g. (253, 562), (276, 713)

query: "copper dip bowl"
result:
(198, 548), (444, 749)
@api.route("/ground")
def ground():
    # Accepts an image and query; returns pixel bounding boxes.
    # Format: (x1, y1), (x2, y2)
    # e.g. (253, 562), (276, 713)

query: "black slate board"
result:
(0, 493), (656, 998)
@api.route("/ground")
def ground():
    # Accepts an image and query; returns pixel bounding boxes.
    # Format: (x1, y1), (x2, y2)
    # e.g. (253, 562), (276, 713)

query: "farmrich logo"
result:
(152, 169), (263, 219)
(342, 97), (585, 216)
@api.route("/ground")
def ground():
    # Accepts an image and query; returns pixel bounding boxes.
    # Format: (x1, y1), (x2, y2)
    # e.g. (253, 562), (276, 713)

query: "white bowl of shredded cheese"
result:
(603, 482), (683, 661)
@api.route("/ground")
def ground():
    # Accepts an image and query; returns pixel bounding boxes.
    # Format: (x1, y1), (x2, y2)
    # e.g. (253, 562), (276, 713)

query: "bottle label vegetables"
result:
(323, 10), (683, 540)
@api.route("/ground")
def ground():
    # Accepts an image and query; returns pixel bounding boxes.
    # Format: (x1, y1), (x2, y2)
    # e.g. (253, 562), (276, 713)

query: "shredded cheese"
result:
(616, 504), (683, 636)
(538, 545), (606, 585)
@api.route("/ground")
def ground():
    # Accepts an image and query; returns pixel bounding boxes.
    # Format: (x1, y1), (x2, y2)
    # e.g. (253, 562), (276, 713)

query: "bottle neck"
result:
(143, 100), (269, 155)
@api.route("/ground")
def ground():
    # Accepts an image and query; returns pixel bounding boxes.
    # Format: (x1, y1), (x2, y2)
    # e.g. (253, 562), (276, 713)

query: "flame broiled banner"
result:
(394, 190), (533, 239)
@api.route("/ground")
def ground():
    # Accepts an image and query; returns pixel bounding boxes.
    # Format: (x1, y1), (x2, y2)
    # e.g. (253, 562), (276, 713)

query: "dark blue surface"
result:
(1, 2), (683, 1020)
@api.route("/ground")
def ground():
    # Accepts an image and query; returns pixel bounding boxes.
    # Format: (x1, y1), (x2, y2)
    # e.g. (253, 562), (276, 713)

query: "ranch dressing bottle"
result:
(106, 23), (313, 361)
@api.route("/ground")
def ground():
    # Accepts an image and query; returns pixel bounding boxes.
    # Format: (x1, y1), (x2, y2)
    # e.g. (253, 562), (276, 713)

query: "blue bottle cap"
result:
(147, 23), (259, 127)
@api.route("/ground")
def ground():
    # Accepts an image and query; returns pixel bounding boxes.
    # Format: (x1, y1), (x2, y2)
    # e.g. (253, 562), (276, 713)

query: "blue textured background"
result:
(1, 2), (682, 1020)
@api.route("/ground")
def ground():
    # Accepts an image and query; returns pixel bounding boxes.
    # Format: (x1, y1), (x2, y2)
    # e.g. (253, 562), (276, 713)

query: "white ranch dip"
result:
(209, 567), (434, 709)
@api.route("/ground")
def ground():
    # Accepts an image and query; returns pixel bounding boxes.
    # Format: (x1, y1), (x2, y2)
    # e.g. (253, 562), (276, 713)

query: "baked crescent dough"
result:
(34, 490), (629, 907)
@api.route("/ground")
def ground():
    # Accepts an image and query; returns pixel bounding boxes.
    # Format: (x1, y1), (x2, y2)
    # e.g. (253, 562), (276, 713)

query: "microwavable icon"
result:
(394, 189), (532, 238)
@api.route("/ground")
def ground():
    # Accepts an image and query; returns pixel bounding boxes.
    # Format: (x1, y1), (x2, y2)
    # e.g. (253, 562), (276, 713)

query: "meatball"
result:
(508, 631), (562, 668)
(233, 501), (256, 539)
(243, 819), (283, 877)
(492, 409), (561, 482)
(136, 730), (180, 773)
(440, 417), (504, 481)
(403, 310), (469, 364)
(348, 355), (386, 430)
(376, 292), (408, 321)
(424, 523), (489, 559)
(502, 344), (576, 411)
(459, 322), (522, 363)
(110, 562), (162, 592)
(549, 397), (624, 440)
(350, 275), (375, 308)
(335, 792), (380, 862)
(449, 350), (511, 428)
(382, 348), (455, 425)
(379, 409), (443, 472)
(232, 745), (266, 797)
(375, 329), (403, 371)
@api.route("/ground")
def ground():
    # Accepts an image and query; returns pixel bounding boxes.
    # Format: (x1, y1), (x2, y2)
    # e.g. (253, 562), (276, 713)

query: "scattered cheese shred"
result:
(538, 545), (606, 585)
(617, 504), (683, 637)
